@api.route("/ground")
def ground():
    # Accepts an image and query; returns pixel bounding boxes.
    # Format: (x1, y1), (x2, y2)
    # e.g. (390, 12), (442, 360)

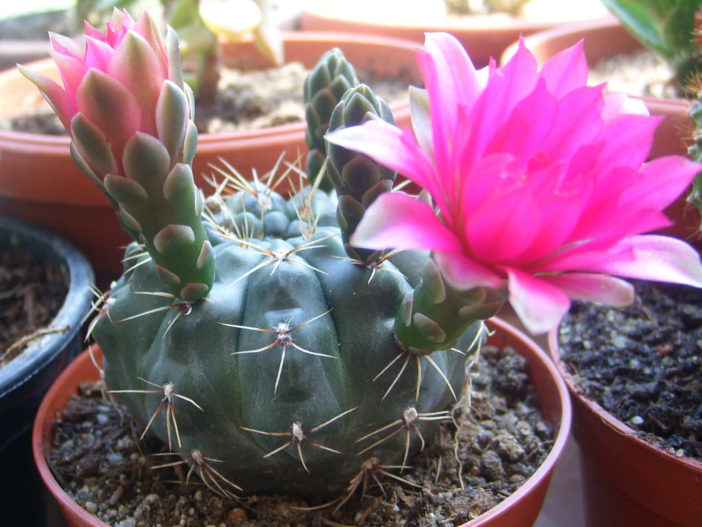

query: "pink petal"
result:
(49, 40), (88, 100)
(485, 79), (557, 160)
(506, 267), (571, 334)
(350, 192), (462, 252)
(133, 11), (168, 77)
(325, 120), (442, 202)
(83, 36), (114, 73)
(18, 65), (76, 130)
(433, 251), (503, 290)
(619, 156), (701, 213)
(109, 31), (166, 135)
(542, 85), (605, 162)
(592, 113), (659, 172)
(538, 40), (588, 97)
(465, 167), (541, 263)
(417, 33), (483, 182)
(602, 92), (649, 121)
(542, 273), (634, 306)
(422, 32), (482, 110)
(460, 42), (539, 166)
(579, 235), (702, 287)
(76, 68), (142, 158)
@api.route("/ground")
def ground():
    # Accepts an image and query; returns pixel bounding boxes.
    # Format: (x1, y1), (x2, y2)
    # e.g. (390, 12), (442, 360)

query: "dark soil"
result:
(47, 343), (554, 527)
(0, 247), (67, 364)
(558, 280), (702, 460)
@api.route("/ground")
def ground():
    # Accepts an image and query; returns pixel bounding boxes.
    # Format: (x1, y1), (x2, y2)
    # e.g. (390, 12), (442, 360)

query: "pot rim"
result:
(32, 317), (571, 527)
(299, 0), (612, 32)
(547, 328), (702, 471)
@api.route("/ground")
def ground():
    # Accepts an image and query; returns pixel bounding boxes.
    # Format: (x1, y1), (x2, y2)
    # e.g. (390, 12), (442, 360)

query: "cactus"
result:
(687, 87), (702, 227)
(303, 48), (360, 189)
(24, 11), (491, 499)
(602, 0), (702, 94)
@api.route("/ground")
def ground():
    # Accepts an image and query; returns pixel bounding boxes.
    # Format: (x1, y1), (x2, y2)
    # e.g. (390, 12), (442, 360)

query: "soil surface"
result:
(0, 247), (67, 364)
(589, 49), (678, 100)
(2, 62), (410, 137)
(558, 280), (702, 461)
(47, 343), (555, 527)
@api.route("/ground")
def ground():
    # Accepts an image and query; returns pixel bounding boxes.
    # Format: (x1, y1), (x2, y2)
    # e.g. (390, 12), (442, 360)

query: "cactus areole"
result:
(20, 10), (491, 498)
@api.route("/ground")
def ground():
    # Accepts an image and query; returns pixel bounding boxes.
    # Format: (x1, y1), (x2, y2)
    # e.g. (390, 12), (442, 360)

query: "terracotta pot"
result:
(0, 31), (419, 282)
(0, 216), (94, 451)
(548, 331), (702, 527)
(299, 0), (612, 69)
(33, 317), (571, 527)
(502, 18), (692, 160)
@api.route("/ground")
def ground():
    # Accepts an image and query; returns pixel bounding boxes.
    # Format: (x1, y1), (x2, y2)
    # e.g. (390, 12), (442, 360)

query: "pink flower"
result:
(326, 32), (702, 334)
(19, 9), (181, 178)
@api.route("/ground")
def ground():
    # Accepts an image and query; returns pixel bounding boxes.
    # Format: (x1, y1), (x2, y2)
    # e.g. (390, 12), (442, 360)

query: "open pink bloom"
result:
(326, 32), (702, 334)
(19, 9), (178, 178)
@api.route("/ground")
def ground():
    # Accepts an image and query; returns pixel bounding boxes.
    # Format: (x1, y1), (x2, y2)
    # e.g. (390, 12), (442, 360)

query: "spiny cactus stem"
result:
(356, 407), (453, 470)
(152, 450), (242, 497)
(222, 308), (336, 395)
(229, 236), (334, 287)
(374, 346), (466, 402)
(346, 249), (404, 284)
(116, 292), (196, 341)
(241, 407), (357, 472)
(109, 377), (204, 450)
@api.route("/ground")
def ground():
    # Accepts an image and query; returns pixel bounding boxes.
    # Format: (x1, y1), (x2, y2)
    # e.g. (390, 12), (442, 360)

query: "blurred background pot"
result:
(299, 0), (611, 69)
(32, 318), (571, 527)
(0, 216), (94, 526)
(0, 31), (418, 282)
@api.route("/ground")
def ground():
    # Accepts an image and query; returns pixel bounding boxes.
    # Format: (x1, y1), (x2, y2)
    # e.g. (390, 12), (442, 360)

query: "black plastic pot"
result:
(0, 216), (94, 451)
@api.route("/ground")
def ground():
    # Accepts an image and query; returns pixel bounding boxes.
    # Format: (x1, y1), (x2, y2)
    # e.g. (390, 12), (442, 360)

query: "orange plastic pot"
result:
(33, 318), (571, 527)
(0, 31), (419, 281)
(548, 331), (702, 527)
(299, 0), (612, 70)
(502, 18), (692, 160)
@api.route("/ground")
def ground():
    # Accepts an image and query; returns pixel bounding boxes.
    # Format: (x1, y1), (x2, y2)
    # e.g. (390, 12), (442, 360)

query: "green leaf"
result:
(602, 0), (701, 61)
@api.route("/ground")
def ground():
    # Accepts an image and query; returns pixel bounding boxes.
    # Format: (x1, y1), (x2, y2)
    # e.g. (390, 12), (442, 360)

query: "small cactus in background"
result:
(444, 0), (531, 16)
(23, 7), (702, 505)
(687, 80), (702, 226)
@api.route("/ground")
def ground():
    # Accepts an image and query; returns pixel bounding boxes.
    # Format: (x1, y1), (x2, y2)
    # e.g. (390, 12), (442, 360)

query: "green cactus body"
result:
(304, 48), (360, 189)
(688, 97), (702, 226)
(95, 182), (481, 496)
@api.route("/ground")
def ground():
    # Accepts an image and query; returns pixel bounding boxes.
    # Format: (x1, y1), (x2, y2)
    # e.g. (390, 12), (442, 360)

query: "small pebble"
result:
(228, 508), (248, 524)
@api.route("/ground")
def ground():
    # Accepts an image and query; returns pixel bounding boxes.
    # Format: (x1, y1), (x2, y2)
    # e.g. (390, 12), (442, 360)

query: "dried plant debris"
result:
(0, 247), (67, 364)
(47, 344), (554, 526)
(560, 280), (702, 460)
